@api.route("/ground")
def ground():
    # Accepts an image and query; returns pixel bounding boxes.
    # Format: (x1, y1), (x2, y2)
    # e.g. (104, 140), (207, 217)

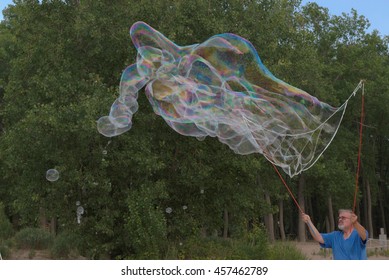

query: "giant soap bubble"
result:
(97, 21), (355, 177)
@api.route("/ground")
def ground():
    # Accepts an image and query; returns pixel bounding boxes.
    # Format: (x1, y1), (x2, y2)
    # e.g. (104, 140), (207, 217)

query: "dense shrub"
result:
(165, 236), (269, 260)
(164, 223), (270, 260)
(14, 227), (54, 250)
(50, 231), (83, 259)
(268, 242), (307, 260)
(164, 224), (308, 260)
(0, 240), (12, 259)
(0, 202), (13, 241)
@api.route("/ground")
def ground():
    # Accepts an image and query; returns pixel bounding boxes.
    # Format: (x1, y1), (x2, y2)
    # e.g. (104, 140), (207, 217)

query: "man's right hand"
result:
(301, 213), (311, 224)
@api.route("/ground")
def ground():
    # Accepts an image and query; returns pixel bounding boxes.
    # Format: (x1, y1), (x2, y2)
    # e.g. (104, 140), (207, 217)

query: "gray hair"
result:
(338, 209), (353, 215)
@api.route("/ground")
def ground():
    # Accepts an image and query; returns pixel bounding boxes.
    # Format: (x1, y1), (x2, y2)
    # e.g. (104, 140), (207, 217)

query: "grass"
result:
(367, 247), (389, 258)
(268, 242), (307, 260)
(14, 227), (54, 250)
(164, 238), (308, 260)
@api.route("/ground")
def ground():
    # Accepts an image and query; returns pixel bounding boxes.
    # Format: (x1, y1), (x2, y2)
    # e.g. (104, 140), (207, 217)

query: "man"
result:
(301, 209), (368, 260)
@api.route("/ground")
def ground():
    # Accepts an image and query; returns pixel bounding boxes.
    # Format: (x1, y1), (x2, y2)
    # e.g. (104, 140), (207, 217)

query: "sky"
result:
(300, 0), (388, 36)
(0, 0), (388, 36)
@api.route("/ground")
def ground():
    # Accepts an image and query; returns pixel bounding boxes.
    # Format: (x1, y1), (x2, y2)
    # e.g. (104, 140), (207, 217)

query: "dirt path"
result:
(8, 249), (51, 260)
(293, 241), (331, 260)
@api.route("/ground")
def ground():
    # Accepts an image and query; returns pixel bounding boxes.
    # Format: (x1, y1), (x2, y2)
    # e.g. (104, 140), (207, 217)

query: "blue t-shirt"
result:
(320, 229), (368, 260)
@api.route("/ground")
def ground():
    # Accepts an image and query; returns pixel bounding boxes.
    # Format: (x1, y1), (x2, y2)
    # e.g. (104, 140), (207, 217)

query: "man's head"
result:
(338, 209), (353, 231)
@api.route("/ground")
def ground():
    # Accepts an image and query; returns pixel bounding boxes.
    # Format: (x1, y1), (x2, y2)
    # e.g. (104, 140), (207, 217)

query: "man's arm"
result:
(301, 213), (324, 244)
(351, 214), (367, 241)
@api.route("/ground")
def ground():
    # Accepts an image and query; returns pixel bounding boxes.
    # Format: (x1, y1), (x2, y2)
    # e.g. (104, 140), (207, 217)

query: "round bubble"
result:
(77, 206), (84, 215)
(165, 207), (173, 214)
(102, 150), (107, 155)
(76, 201), (81, 206)
(46, 169), (59, 182)
(182, 205), (188, 210)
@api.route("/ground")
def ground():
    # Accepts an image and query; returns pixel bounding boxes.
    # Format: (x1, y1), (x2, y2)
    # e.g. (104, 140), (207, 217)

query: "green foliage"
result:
(122, 183), (169, 259)
(0, 240), (12, 259)
(245, 222), (269, 247)
(268, 242), (307, 260)
(166, 222), (269, 259)
(14, 228), (54, 250)
(50, 230), (83, 259)
(0, 202), (13, 241)
(0, 0), (388, 258)
(169, 236), (269, 260)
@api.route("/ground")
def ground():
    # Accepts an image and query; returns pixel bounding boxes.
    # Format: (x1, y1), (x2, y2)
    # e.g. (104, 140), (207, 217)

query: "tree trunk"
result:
(12, 214), (20, 229)
(298, 174), (306, 242)
(50, 217), (57, 235)
(223, 208), (229, 239)
(365, 179), (374, 238)
(307, 196), (314, 222)
(39, 207), (48, 230)
(328, 196), (335, 231)
(378, 183), (387, 231)
(201, 226), (207, 237)
(264, 192), (275, 242)
(279, 200), (286, 241)
(325, 216), (330, 233)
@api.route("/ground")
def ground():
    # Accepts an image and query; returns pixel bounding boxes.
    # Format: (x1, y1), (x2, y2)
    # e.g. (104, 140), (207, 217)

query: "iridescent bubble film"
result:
(46, 169), (59, 182)
(77, 205), (84, 224)
(97, 21), (352, 177)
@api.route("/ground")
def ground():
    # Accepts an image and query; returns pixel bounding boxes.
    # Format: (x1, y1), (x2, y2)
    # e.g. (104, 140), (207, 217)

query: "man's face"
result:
(338, 211), (352, 231)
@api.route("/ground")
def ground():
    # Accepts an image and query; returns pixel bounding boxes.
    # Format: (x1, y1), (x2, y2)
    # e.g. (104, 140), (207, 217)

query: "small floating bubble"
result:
(46, 169), (59, 182)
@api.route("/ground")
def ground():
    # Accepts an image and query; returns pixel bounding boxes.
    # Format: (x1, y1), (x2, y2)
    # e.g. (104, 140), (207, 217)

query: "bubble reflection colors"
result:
(98, 21), (351, 177)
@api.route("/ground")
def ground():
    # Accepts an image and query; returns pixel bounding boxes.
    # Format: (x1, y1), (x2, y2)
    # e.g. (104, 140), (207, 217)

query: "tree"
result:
(1, 0), (388, 259)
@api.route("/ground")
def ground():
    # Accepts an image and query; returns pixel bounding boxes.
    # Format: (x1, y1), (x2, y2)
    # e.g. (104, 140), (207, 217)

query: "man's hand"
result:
(301, 213), (311, 224)
(350, 212), (367, 241)
(301, 212), (324, 243)
(351, 213), (358, 224)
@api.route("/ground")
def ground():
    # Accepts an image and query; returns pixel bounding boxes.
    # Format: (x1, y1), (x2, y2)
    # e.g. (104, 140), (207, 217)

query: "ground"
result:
(8, 249), (51, 260)
(6, 242), (389, 260)
(293, 241), (331, 260)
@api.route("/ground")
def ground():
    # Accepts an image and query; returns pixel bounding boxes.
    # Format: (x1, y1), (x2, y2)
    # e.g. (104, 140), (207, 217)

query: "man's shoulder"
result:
(326, 230), (342, 237)
(321, 230), (341, 242)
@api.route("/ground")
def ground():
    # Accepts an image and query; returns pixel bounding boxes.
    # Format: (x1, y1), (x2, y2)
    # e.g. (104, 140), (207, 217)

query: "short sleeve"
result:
(320, 232), (335, 249)
(360, 230), (368, 246)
